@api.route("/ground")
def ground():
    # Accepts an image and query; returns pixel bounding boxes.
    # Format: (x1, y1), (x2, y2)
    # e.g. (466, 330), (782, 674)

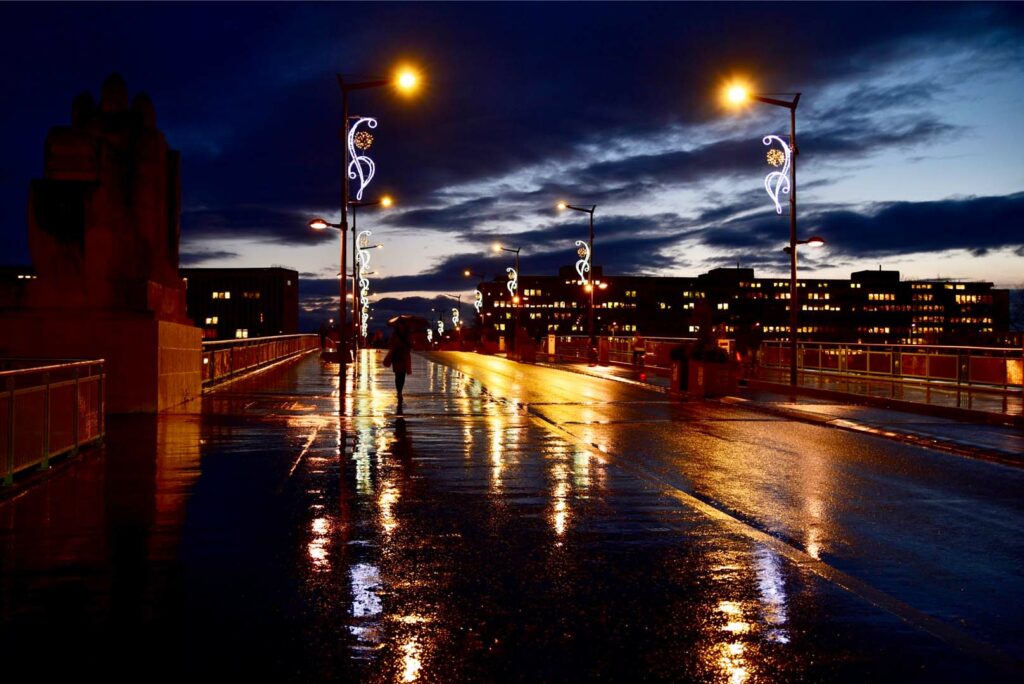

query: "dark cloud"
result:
(179, 248), (240, 267)
(181, 206), (334, 246)
(701, 192), (1024, 260)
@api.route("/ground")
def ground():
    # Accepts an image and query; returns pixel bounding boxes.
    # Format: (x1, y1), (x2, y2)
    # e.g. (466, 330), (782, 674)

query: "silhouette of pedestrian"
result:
(384, 319), (413, 411)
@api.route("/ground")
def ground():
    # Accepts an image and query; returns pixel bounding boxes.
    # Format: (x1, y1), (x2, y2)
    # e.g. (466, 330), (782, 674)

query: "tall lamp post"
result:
(558, 201), (597, 360)
(493, 244), (521, 354)
(349, 195), (391, 350)
(331, 67), (419, 386)
(725, 83), (801, 385)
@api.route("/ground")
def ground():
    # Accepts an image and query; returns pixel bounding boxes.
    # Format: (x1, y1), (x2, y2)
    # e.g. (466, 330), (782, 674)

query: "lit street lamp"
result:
(493, 243), (521, 354)
(725, 81), (802, 385)
(558, 201), (597, 360)
(329, 66), (419, 387)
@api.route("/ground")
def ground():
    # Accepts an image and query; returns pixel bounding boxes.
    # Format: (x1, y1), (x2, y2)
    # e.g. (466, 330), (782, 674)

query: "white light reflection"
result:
(762, 134), (791, 214)
(400, 638), (422, 682)
(754, 545), (790, 643)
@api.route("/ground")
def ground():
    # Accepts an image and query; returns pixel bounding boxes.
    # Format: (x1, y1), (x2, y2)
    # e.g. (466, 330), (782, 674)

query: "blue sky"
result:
(1, 2), (1022, 330)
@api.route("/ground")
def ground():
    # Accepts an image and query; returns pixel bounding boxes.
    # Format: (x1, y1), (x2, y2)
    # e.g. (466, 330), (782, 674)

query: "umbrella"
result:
(387, 314), (430, 331)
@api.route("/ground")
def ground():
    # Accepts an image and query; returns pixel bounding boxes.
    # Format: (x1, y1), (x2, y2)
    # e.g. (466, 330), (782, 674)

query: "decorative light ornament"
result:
(355, 229), (373, 339)
(506, 267), (518, 297)
(762, 134), (791, 215)
(474, 290), (483, 314)
(348, 117), (378, 201)
(574, 240), (591, 285)
(452, 308), (460, 328)
(427, 329), (433, 343)
(354, 130), (374, 150)
(437, 319), (444, 335)
(361, 308), (369, 338)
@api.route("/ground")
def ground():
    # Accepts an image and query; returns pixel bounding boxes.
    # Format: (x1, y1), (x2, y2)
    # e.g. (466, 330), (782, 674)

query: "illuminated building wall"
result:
(475, 265), (1009, 345)
(181, 267), (299, 340)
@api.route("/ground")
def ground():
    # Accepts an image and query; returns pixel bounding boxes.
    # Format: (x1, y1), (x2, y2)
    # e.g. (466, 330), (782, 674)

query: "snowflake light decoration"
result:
(354, 130), (374, 150)
(766, 148), (785, 167)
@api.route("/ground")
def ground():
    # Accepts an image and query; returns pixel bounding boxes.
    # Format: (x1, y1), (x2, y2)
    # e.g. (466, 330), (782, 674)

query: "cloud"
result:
(181, 205), (334, 246)
(179, 247), (240, 266)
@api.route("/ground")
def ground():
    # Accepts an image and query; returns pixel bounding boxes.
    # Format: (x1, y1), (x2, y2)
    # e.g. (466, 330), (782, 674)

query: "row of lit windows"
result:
(868, 293), (896, 301)
(955, 294), (992, 304)
(212, 291), (231, 299)
(801, 305), (842, 312)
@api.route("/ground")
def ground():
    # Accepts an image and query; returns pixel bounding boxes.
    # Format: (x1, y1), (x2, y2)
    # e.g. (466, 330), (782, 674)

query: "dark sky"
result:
(2, 2), (1022, 330)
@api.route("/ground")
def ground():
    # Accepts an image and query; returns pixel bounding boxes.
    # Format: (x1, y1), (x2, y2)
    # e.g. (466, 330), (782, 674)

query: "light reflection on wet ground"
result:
(0, 351), (1016, 680)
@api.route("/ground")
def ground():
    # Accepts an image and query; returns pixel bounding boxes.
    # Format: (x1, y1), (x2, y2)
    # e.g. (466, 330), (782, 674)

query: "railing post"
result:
(72, 365), (80, 455)
(5, 376), (15, 486)
(40, 371), (51, 470)
(98, 362), (105, 442)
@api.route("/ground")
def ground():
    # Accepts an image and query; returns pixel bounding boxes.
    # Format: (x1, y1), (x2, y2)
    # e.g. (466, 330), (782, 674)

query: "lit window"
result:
(204, 316), (219, 325)
(235, 328), (248, 338)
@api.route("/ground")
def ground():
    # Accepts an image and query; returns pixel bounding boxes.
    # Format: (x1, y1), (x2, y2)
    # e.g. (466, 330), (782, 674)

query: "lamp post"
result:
(558, 201), (597, 360)
(725, 83), (801, 385)
(332, 67), (419, 386)
(493, 244), (521, 354)
(783, 236), (826, 358)
(349, 196), (391, 350)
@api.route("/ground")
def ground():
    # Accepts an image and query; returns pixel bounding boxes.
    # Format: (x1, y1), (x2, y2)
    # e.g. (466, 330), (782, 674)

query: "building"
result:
(475, 265), (1009, 346)
(181, 267), (299, 340)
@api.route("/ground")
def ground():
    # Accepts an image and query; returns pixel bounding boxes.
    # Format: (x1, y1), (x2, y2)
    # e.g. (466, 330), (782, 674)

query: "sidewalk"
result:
(539, 359), (1024, 465)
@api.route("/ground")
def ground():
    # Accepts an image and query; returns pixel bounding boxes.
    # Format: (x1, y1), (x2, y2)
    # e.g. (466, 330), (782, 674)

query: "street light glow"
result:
(806, 236), (826, 248)
(725, 82), (750, 105)
(309, 218), (329, 230)
(556, 201), (567, 210)
(395, 67), (420, 93)
(492, 243), (503, 253)
(380, 195), (393, 208)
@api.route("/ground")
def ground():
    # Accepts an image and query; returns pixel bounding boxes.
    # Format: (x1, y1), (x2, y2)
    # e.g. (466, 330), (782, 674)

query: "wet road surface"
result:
(1, 350), (1021, 681)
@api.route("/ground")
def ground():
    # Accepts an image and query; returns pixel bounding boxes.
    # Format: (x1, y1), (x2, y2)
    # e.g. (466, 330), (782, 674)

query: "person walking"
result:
(384, 319), (414, 411)
(631, 331), (647, 371)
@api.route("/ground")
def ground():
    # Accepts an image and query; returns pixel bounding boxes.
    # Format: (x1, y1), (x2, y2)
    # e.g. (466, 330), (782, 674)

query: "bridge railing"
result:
(202, 334), (320, 386)
(1, 358), (105, 484)
(549, 335), (731, 375)
(760, 340), (1023, 390)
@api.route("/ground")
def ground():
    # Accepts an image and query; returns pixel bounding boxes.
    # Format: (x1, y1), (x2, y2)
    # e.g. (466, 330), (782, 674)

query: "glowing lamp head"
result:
(557, 201), (568, 210)
(584, 283), (594, 293)
(725, 83), (750, 106)
(512, 295), (520, 305)
(395, 67), (420, 93)
(464, 269), (472, 277)
(380, 195), (393, 208)
(492, 243), (503, 253)
(309, 218), (329, 230)
(598, 282), (608, 290)
(806, 235), (826, 248)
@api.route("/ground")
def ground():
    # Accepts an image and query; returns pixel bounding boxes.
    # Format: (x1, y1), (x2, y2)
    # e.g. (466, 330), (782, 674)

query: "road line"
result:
(520, 403), (1022, 675)
(279, 424), (320, 491)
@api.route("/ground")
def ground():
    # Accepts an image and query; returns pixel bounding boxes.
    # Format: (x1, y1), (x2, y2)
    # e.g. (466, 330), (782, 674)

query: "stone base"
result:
(0, 311), (201, 413)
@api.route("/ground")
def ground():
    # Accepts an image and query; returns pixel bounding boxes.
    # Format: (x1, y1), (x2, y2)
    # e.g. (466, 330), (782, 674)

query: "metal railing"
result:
(1, 358), (105, 484)
(202, 334), (320, 386)
(760, 340), (1023, 391)
(549, 336), (733, 375)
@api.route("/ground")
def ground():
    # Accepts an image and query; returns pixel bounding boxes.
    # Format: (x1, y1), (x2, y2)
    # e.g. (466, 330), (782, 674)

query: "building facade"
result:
(475, 266), (1009, 346)
(181, 267), (299, 340)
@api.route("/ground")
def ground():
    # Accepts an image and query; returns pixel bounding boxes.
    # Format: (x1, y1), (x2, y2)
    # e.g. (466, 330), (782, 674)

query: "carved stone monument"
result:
(0, 75), (201, 412)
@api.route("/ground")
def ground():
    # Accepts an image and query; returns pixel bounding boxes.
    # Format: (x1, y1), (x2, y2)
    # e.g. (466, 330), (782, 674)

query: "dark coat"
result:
(387, 328), (413, 374)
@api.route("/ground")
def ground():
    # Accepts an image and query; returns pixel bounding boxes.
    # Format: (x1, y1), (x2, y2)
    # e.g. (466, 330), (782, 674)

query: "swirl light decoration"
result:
(427, 329), (433, 343)
(474, 289), (483, 314)
(452, 308), (460, 328)
(763, 134), (791, 215)
(356, 230), (373, 338)
(360, 309), (369, 338)
(437, 319), (444, 335)
(347, 117), (378, 201)
(574, 240), (591, 285)
(506, 267), (518, 297)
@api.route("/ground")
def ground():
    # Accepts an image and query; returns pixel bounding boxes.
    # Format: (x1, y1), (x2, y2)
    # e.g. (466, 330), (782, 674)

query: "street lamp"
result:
(558, 201), (598, 358)
(724, 80), (802, 385)
(492, 243), (521, 354)
(331, 66), (421, 387)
